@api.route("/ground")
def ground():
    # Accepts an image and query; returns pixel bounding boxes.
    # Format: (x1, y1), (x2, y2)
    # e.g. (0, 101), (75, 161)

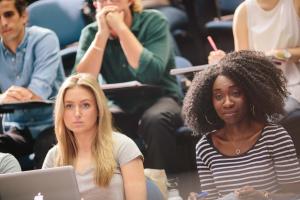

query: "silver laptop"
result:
(0, 166), (81, 200)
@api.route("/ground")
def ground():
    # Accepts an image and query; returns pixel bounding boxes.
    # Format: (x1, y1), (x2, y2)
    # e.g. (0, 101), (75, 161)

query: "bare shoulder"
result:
(294, 0), (300, 17)
(234, 2), (247, 19)
(233, 2), (248, 26)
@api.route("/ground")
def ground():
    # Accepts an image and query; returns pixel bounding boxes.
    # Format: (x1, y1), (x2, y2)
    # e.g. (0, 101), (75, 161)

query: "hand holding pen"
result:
(207, 35), (226, 64)
(207, 36), (218, 51)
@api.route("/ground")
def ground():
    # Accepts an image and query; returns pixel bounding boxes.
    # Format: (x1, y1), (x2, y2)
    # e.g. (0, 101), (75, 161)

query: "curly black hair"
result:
(182, 50), (288, 135)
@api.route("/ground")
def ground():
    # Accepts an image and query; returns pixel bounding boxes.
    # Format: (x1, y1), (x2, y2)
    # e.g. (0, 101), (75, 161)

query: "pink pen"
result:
(207, 36), (218, 51)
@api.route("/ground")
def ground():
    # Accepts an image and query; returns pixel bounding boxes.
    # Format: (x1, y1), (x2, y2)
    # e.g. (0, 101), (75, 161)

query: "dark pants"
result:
(0, 127), (56, 169)
(113, 97), (183, 173)
(0, 128), (34, 158)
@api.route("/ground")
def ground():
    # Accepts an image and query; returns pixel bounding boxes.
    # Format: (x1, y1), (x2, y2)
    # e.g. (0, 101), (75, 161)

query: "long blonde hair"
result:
(54, 73), (116, 187)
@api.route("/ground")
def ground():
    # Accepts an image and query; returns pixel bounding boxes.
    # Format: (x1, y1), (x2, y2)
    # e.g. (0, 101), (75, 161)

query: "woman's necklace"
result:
(230, 141), (242, 155)
(228, 129), (262, 155)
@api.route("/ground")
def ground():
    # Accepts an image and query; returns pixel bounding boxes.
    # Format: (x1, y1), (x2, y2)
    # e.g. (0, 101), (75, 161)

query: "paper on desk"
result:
(100, 81), (142, 90)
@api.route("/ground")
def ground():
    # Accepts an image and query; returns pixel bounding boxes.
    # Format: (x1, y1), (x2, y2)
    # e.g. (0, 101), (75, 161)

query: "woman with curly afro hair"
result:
(183, 50), (300, 200)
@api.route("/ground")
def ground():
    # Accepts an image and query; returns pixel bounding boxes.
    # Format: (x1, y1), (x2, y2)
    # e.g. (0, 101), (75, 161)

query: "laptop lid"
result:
(0, 166), (81, 200)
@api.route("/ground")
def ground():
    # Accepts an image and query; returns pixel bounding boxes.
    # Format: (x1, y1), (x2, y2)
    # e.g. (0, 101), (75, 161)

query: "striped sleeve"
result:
(268, 125), (300, 184)
(196, 137), (219, 200)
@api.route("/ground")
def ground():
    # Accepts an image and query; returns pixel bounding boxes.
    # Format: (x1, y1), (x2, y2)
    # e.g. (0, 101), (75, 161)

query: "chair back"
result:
(27, 0), (86, 48)
(146, 178), (164, 200)
(174, 56), (192, 96)
(59, 46), (78, 77)
(217, 0), (244, 15)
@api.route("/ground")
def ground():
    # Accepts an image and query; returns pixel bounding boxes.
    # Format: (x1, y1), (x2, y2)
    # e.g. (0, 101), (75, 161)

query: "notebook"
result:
(0, 166), (81, 200)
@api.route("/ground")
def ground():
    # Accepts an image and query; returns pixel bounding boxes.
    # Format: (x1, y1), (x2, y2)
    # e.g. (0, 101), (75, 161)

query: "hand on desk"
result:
(0, 86), (41, 103)
(234, 186), (265, 200)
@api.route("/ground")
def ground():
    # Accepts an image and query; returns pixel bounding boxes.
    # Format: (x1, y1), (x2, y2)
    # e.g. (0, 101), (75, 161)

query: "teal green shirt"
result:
(75, 10), (181, 113)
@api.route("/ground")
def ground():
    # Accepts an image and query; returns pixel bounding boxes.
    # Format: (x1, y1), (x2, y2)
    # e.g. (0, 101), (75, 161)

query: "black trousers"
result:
(0, 127), (56, 169)
(113, 97), (183, 173)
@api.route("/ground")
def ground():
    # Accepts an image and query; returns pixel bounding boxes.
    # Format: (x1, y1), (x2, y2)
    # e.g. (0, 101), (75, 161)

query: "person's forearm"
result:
(125, 183), (147, 200)
(76, 32), (109, 77)
(116, 24), (143, 69)
(287, 47), (300, 63)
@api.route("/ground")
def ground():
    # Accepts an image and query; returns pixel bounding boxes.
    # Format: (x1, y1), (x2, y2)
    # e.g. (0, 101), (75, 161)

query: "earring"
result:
(205, 115), (213, 125)
(251, 105), (255, 116)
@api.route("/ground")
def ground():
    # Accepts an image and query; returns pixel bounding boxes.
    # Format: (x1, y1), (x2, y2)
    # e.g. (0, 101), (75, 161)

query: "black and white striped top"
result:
(196, 124), (300, 200)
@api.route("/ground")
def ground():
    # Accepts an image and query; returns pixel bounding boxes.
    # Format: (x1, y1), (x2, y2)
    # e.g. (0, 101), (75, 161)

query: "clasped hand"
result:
(96, 6), (125, 37)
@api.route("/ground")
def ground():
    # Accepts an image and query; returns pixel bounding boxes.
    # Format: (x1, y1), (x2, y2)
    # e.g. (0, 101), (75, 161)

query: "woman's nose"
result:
(74, 106), (82, 117)
(223, 96), (234, 108)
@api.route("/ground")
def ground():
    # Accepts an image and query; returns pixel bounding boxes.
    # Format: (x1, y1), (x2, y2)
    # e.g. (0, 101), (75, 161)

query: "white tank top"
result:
(246, 0), (300, 100)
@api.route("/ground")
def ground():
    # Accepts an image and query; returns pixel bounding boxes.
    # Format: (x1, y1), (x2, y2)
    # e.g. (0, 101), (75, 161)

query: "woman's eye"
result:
(65, 104), (74, 109)
(232, 90), (241, 97)
(82, 103), (90, 109)
(214, 94), (223, 101)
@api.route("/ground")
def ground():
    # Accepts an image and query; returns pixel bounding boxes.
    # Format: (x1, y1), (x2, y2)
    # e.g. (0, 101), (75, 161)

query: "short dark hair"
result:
(15, 0), (27, 15)
(0, 0), (27, 15)
(182, 50), (288, 135)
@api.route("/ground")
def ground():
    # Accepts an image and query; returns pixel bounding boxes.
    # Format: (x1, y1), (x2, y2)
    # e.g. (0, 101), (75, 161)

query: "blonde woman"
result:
(42, 73), (146, 200)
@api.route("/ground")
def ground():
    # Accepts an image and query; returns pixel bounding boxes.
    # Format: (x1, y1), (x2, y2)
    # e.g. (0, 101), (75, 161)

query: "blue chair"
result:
(173, 56), (199, 172)
(27, 0), (86, 48)
(153, 6), (189, 37)
(146, 178), (164, 200)
(59, 46), (78, 77)
(174, 56), (192, 95)
(217, 0), (244, 15)
(204, 0), (244, 52)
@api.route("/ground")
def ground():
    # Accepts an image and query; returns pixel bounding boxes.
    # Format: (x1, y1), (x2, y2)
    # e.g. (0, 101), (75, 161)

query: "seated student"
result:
(0, 0), (65, 168)
(42, 73), (146, 200)
(0, 152), (21, 173)
(75, 0), (182, 173)
(183, 51), (300, 200)
(208, 0), (300, 103)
